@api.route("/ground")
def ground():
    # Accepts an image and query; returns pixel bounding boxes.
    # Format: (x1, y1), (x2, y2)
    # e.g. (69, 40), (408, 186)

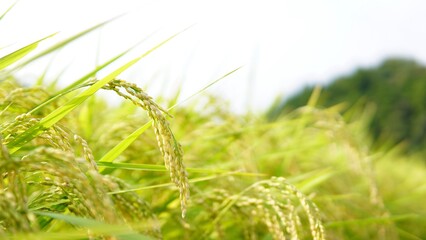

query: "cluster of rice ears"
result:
(0, 16), (325, 240)
(0, 75), (329, 239)
(1, 6), (425, 240)
(0, 11), (191, 237)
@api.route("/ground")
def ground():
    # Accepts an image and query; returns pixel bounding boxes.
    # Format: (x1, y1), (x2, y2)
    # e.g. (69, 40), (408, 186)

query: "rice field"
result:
(1, 9), (425, 240)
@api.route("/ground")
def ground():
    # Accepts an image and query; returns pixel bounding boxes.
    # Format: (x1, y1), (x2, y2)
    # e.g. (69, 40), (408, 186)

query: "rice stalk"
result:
(97, 78), (190, 218)
(0, 80), (164, 238)
(198, 177), (325, 240)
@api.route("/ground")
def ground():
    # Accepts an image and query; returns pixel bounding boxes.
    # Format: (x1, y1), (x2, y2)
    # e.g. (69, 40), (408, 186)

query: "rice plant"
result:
(1, 4), (425, 240)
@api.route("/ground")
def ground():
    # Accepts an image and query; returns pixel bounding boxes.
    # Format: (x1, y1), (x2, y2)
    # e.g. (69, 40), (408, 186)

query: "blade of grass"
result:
(98, 67), (242, 168)
(397, 228), (424, 240)
(28, 39), (144, 115)
(325, 214), (422, 227)
(7, 59), (140, 152)
(0, 34), (56, 71)
(0, 2), (16, 21)
(35, 58), (53, 86)
(99, 161), (166, 172)
(98, 121), (152, 172)
(33, 211), (107, 228)
(307, 85), (322, 107)
(169, 66), (242, 109)
(168, 84), (183, 108)
(31, 211), (153, 240)
(57, 33), (155, 95)
(286, 167), (338, 184)
(11, 231), (151, 240)
(46, 66), (71, 92)
(296, 169), (335, 192)
(108, 175), (230, 194)
(7, 31), (183, 153)
(78, 94), (96, 138)
(9, 15), (124, 71)
(97, 161), (266, 176)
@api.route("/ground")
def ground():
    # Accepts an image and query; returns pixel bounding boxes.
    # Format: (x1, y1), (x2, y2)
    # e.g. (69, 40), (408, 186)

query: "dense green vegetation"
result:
(2, 77), (425, 239)
(269, 58), (426, 153)
(1, 6), (425, 240)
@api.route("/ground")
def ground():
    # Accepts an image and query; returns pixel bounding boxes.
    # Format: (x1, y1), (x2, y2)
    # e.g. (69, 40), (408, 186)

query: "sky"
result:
(1, 0), (426, 113)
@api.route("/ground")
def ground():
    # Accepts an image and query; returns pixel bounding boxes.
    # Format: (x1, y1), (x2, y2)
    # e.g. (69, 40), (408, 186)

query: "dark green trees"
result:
(269, 58), (426, 152)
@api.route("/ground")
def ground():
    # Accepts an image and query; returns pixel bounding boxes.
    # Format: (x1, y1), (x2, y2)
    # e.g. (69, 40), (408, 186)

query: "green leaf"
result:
(296, 169), (335, 192)
(58, 34), (153, 95)
(98, 161), (166, 172)
(326, 214), (422, 227)
(98, 161), (265, 176)
(169, 66), (242, 109)
(28, 40), (142, 115)
(7, 31), (182, 153)
(99, 121), (152, 172)
(9, 15), (123, 71)
(0, 2), (16, 21)
(0, 34), (56, 71)
(98, 67), (242, 168)
(307, 85), (322, 107)
(108, 175), (230, 194)
(31, 211), (153, 240)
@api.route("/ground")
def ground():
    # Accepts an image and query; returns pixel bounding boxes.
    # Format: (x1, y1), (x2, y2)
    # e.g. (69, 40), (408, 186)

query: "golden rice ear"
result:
(199, 177), (326, 240)
(0, 145), (161, 238)
(74, 134), (98, 171)
(99, 79), (190, 218)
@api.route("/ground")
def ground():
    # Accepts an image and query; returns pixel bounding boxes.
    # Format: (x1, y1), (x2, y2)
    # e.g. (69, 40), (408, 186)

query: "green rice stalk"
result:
(99, 79), (190, 218)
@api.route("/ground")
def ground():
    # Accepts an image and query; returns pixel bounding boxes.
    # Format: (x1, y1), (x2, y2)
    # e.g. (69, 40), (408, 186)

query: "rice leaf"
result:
(169, 66), (242, 109)
(7, 32), (182, 153)
(307, 85), (322, 107)
(0, 2), (16, 21)
(296, 169), (335, 192)
(108, 175), (228, 194)
(98, 161), (266, 176)
(98, 121), (152, 171)
(35, 59), (52, 86)
(326, 214), (421, 227)
(98, 67), (242, 168)
(0, 34), (56, 71)
(29, 40), (142, 115)
(98, 161), (166, 172)
(9, 15), (124, 71)
(31, 211), (153, 240)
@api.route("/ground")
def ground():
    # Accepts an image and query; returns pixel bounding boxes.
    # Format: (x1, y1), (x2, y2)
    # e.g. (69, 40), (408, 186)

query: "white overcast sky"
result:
(1, 0), (426, 113)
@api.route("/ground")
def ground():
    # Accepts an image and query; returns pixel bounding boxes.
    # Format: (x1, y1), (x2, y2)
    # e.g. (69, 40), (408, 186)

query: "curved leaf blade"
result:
(0, 34), (56, 71)
(10, 14), (124, 71)
(7, 31), (182, 153)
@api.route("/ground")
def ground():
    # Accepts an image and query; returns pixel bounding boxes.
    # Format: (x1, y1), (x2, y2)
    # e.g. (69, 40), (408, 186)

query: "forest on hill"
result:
(269, 58), (426, 153)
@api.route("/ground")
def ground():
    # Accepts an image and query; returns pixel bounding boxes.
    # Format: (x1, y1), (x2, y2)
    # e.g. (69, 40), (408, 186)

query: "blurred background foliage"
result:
(269, 58), (426, 154)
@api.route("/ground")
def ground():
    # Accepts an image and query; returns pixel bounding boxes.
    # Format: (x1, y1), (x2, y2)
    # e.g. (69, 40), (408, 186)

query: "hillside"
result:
(269, 58), (426, 152)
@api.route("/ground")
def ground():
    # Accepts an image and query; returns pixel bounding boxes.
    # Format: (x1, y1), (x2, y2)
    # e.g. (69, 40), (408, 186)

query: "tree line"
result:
(269, 58), (426, 153)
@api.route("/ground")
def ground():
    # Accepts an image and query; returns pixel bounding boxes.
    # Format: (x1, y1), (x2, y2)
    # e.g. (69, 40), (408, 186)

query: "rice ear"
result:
(98, 79), (190, 217)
